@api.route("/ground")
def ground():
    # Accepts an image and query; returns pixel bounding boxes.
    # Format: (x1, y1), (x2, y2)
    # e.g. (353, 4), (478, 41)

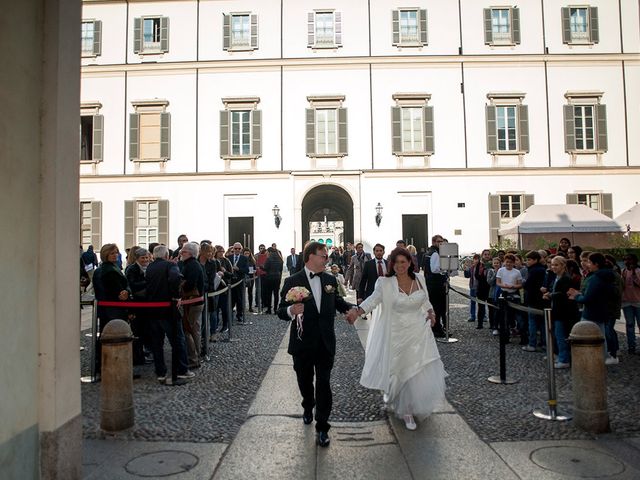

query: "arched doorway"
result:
(301, 185), (354, 247)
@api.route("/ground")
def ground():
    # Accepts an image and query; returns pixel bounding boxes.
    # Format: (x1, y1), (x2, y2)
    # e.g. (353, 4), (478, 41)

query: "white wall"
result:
(621, 0), (640, 54)
(81, 2), (127, 66)
(625, 63), (640, 167)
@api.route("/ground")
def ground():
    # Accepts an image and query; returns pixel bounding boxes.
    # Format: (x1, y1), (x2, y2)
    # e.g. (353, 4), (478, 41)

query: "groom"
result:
(277, 241), (356, 447)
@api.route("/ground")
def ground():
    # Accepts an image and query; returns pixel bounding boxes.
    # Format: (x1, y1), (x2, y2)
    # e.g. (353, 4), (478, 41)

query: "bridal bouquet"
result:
(286, 286), (311, 340)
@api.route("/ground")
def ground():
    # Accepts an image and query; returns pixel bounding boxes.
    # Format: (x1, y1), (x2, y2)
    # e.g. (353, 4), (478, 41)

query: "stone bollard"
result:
(100, 319), (135, 431)
(568, 320), (610, 433)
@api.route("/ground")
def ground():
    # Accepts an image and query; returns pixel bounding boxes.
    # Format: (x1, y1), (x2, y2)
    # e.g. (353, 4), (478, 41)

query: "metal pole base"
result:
(437, 337), (459, 343)
(237, 321), (253, 325)
(487, 375), (518, 384)
(222, 338), (241, 343)
(533, 407), (572, 421)
(80, 375), (98, 383)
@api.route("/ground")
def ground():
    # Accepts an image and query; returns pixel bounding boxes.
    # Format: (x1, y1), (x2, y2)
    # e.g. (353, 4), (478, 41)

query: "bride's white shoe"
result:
(403, 415), (417, 431)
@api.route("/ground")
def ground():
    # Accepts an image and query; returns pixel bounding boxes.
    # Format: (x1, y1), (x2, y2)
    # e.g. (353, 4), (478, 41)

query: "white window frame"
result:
(81, 20), (96, 57)
(315, 108), (338, 155)
(486, 92), (527, 156)
(131, 99), (170, 163)
(569, 6), (590, 44)
(564, 91), (604, 155)
(491, 8), (512, 44)
(401, 107), (424, 153)
(142, 17), (162, 53)
(495, 105), (518, 152)
(572, 105), (595, 151)
(230, 13), (251, 49)
(399, 9), (420, 45)
(577, 192), (601, 212)
(136, 200), (159, 248)
(231, 110), (251, 156)
(499, 194), (523, 223)
(221, 97), (261, 161)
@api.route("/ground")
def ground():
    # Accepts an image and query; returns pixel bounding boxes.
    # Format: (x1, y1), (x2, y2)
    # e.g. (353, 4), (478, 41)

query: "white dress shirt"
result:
(288, 267), (322, 318)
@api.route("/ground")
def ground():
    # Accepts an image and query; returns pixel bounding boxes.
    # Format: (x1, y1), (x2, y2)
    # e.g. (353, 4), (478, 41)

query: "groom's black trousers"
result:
(292, 341), (334, 433)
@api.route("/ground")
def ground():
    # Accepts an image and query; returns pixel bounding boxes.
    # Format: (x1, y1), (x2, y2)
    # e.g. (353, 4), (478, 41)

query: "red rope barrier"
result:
(97, 301), (172, 308)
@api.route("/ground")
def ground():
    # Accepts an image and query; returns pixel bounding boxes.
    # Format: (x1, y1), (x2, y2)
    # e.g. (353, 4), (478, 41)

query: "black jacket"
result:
(93, 262), (129, 301)
(550, 274), (580, 326)
(277, 270), (353, 357)
(125, 262), (147, 300)
(145, 258), (181, 301)
(524, 263), (547, 309)
(574, 269), (617, 322)
(264, 253), (284, 280)
(358, 258), (388, 302)
(180, 257), (204, 302)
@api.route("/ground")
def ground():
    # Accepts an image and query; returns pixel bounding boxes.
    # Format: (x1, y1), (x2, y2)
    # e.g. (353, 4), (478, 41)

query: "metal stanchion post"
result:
(533, 308), (571, 421)
(224, 284), (240, 342)
(488, 298), (518, 384)
(81, 299), (99, 383)
(438, 275), (458, 344)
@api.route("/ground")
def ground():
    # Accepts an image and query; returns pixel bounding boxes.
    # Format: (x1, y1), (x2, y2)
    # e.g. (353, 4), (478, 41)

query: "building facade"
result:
(80, 0), (640, 253)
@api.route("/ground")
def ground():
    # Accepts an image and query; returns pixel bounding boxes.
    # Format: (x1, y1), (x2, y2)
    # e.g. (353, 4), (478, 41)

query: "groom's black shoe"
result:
(316, 431), (330, 447)
(303, 410), (313, 425)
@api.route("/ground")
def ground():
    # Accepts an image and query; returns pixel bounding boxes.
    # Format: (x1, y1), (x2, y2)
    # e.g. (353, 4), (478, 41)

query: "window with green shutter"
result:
(392, 9), (428, 47)
(486, 93), (528, 155)
(306, 95), (347, 158)
(391, 93), (434, 156)
(308, 10), (342, 49)
(130, 100), (170, 162)
(220, 97), (262, 159)
(563, 92), (607, 154)
(562, 7), (599, 44)
(484, 8), (520, 46)
(134, 16), (169, 54)
(223, 13), (259, 51)
(570, 192), (613, 217)
(80, 201), (102, 250)
(80, 103), (104, 163)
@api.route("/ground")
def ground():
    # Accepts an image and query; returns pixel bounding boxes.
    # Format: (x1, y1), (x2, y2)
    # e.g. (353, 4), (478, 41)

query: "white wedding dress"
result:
(359, 273), (447, 420)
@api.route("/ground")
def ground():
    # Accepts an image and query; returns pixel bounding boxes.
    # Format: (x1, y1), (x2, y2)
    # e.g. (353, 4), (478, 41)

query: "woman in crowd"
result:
(406, 244), (420, 271)
(543, 256), (580, 369)
(214, 245), (233, 333)
(125, 248), (151, 365)
(604, 254), (623, 362)
(567, 245), (583, 263)
(93, 243), (131, 375)
(622, 254), (640, 355)
(243, 248), (257, 313)
(262, 247), (284, 314)
(349, 248), (447, 431)
(557, 237), (571, 256)
(198, 243), (219, 346)
(329, 264), (348, 297)
(126, 245), (141, 268)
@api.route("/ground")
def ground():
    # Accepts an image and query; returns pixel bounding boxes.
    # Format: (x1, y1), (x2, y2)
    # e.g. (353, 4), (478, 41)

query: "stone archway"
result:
(301, 185), (354, 247)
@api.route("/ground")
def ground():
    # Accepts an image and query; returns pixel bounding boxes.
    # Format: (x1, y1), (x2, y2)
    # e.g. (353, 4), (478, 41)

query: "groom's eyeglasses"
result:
(313, 253), (329, 259)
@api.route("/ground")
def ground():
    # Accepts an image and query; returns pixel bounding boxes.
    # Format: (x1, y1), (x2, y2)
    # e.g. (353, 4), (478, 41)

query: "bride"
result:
(348, 247), (447, 430)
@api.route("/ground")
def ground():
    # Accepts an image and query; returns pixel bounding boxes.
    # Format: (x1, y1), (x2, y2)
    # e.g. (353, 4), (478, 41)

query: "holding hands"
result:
(346, 307), (363, 325)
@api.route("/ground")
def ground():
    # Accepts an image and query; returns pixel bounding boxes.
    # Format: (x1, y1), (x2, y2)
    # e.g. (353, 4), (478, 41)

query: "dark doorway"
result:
(229, 216), (254, 251)
(301, 185), (353, 246)
(402, 214), (428, 251)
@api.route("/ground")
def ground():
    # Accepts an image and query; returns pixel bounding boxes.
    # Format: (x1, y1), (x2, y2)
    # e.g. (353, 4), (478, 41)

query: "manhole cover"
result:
(530, 446), (625, 478)
(124, 450), (199, 477)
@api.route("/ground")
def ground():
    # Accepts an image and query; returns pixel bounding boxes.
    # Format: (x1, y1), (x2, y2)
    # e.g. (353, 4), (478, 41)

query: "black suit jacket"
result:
(286, 254), (302, 273)
(228, 253), (250, 281)
(277, 270), (353, 357)
(358, 258), (389, 302)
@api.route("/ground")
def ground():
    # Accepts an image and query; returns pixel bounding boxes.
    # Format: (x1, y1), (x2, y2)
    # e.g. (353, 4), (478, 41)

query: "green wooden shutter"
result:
(566, 194), (578, 204)
(596, 104), (607, 152)
(338, 108), (348, 155)
(133, 18), (142, 53)
(129, 113), (139, 160)
(124, 200), (135, 249)
(518, 105), (529, 153)
(160, 17), (169, 52)
(91, 201), (102, 249)
(511, 8), (520, 44)
(486, 105), (497, 153)
(223, 14), (230, 50)
(307, 13), (315, 47)
(601, 193), (613, 218)
(160, 112), (170, 159)
(523, 194), (534, 210)
(423, 106), (434, 154)
(419, 9), (428, 45)
(251, 14), (258, 49)
(563, 105), (576, 152)
(561, 8), (571, 44)
(251, 110), (262, 156)
(589, 7), (599, 44)
(158, 200), (169, 246)
(220, 111), (229, 157)
(335, 12), (342, 46)
(488, 194), (500, 245)
(392, 10), (400, 45)
(483, 9), (493, 44)
(391, 106), (401, 154)
(92, 114), (103, 162)
(306, 109), (316, 155)
(93, 20), (102, 55)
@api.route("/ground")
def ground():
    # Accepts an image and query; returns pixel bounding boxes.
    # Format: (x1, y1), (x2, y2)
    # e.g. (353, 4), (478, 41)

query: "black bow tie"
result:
(309, 272), (319, 279)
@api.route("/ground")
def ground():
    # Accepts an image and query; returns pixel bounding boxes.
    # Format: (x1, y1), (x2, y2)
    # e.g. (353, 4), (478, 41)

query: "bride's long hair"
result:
(386, 247), (416, 279)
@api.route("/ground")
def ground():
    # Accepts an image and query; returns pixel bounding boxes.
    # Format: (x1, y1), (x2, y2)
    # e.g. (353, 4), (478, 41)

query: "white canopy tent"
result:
(614, 203), (640, 234)
(498, 204), (624, 249)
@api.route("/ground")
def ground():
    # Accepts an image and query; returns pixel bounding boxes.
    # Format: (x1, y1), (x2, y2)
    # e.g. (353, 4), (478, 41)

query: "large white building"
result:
(79, 0), (640, 253)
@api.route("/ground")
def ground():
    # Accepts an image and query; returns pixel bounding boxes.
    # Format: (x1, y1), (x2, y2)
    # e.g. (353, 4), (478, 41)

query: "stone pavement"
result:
(82, 282), (640, 479)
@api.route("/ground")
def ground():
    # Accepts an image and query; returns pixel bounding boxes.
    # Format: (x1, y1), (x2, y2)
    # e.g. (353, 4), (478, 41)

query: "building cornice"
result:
(81, 53), (640, 75)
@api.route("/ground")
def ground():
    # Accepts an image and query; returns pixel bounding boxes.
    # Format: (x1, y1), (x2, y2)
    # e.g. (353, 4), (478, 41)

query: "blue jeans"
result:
(605, 317), (619, 357)
(554, 321), (570, 363)
(528, 312), (546, 348)
(622, 305), (640, 352)
(469, 288), (477, 320)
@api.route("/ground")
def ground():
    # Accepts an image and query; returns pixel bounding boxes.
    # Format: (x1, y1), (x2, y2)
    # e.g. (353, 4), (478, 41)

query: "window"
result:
(81, 20), (101, 57)
(488, 194), (534, 244)
(125, 200), (169, 249)
(484, 8), (520, 45)
(308, 11), (342, 49)
(567, 193), (613, 217)
(223, 13), (258, 51)
(563, 92), (607, 153)
(80, 201), (102, 250)
(392, 9), (428, 47)
(562, 6), (599, 44)
(220, 97), (261, 159)
(134, 17), (169, 54)
(306, 96), (347, 157)
(80, 103), (103, 163)
(391, 93), (434, 156)
(485, 93), (529, 155)
(130, 100), (170, 161)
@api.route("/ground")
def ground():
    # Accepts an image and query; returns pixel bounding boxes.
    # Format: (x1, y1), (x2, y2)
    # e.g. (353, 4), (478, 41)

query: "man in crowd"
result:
(255, 244), (268, 312)
(422, 235), (446, 337)
(358, 243), (387, 304)
(228, 242), (249, 324)
(287, 247), (301, 274)
(171, 234), (189, 260)
(179, 242), (205, 369)
(146, 245), (194, 385)
(522, 250), (547, 350)
(345, 242), (371, 292)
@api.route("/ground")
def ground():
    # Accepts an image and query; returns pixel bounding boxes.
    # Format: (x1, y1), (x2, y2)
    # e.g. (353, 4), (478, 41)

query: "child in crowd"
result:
(496, 254), (523, 335)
